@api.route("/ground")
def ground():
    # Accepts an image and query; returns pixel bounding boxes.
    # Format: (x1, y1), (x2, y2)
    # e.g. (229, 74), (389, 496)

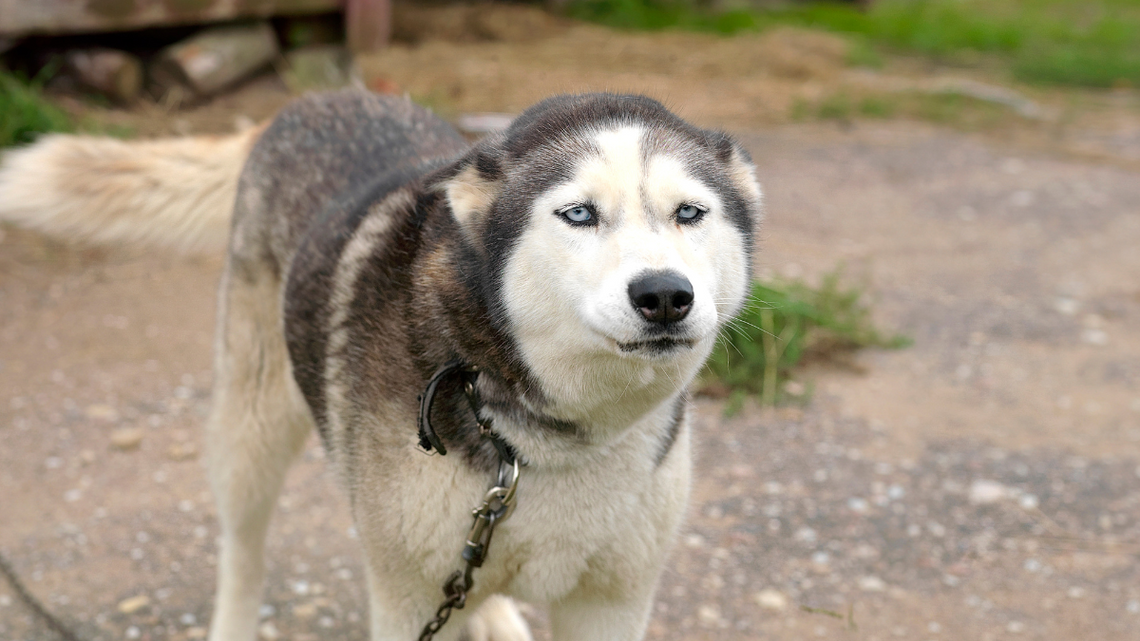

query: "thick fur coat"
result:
(0, 91), (762, 641)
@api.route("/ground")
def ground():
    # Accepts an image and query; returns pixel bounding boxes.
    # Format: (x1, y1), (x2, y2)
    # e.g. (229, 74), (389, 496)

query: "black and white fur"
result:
(0, 91), (762, 640)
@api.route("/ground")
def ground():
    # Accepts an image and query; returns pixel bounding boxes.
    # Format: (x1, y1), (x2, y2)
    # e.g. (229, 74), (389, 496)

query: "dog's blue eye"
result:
(559, 204), (595, 225)
(676, 204), (705, 223)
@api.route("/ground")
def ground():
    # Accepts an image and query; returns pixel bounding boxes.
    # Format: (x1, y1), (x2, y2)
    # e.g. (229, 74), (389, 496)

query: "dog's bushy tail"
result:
(0, 126), (263, 254)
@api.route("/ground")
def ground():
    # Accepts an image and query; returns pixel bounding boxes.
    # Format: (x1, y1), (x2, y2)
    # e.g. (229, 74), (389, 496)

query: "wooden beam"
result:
(0, 0), (343, 38)
(345, 0), (389, 53)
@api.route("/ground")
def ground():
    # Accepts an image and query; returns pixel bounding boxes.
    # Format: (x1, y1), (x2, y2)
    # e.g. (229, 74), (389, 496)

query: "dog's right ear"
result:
(441, 144), (504, 237)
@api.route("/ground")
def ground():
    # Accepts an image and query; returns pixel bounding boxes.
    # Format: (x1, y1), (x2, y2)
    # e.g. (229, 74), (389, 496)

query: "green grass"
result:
(566, 0), (1140, 87)
(794, 89), (1012, 129)
(703, 271), (909, 410)
(0, 68), (73, 148)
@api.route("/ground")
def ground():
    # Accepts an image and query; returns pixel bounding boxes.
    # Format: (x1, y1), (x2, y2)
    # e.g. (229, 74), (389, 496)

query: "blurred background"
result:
(1, 2), (1139, 640)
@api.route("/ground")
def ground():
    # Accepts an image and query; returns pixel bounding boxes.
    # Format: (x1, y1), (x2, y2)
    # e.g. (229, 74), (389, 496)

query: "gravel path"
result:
(1, 118), (1138, 641)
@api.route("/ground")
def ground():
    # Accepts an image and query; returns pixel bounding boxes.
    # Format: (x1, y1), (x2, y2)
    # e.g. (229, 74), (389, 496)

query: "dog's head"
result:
(436, 94), (761, 415)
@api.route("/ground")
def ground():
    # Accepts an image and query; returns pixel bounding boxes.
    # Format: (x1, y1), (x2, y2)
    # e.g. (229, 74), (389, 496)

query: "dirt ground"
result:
(2, 7), (1139, 641)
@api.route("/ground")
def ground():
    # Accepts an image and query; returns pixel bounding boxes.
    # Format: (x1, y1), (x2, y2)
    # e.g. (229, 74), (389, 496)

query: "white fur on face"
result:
(501, 125), (752, 423)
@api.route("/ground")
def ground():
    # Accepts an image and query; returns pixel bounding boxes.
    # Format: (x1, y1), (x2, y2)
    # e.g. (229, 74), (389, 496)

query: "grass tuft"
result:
(0, 68), (74, 149)
(703, 270), (909, 410)
(566, 0), (1140, 88)
(792, 89), (1013, 130)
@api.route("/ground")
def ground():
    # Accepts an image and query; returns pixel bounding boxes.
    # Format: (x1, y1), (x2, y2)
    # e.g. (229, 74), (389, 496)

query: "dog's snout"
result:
(628, 271), (694, 325)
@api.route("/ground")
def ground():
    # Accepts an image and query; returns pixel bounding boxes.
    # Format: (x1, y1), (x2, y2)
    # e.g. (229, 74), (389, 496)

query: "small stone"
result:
(110, 428), (145, 451)
(1081, 328), (1108, 346)
(847, 497), (869, 513)
(729, 464), (754, 479)
(1067, 586), (1086, 599)
(1053, 297), (1079, 315)
(293, 602), (318, 619)
(180, 613), (197, 625)
(968, 479), (1008, 505)
(258, 621), (280, 640)
(85, 404), (119, 422)
(697, 604), (722, 627)
(117, 595), (150, 614)
(858, 575), (887, 592)
(186, 627), (207, 639)
(1007, 621), (1026, 634)
(125, 626), (141, 639)
(167, 443), (199, 461)
(1000, 158), (1025, 174)
(1009, 190), (1035, 207)
(456, 113), (515, 135)
(1126, 599), (1140, 614)
(753, 589), (788, 611)
(1018, 494), (1039, 510)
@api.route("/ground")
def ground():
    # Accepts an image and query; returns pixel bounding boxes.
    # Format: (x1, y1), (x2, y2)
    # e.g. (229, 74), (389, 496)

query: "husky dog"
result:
(0, 91), (761, 640)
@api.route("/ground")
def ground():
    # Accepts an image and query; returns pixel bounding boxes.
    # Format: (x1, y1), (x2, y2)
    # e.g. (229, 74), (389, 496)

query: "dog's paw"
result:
(463, 595), (534, 641)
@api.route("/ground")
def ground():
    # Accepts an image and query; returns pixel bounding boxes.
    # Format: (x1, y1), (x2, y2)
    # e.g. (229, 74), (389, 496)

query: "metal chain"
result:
(417, 459), (520, 640)
(0, 550), (82, 641)
(417, 568), (472, 641)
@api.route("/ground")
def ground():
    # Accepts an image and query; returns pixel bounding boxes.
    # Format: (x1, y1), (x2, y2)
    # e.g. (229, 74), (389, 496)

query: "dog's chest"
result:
(480, 429), (691, 603)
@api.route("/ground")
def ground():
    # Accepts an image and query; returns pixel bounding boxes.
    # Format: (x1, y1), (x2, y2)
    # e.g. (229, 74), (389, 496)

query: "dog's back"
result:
(230, 91), (469, 273)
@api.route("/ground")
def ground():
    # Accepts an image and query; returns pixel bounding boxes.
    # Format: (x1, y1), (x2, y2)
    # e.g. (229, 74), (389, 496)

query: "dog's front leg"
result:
(463, 595), (534, 641)
(549, 588), (657, 641)
(362, 568), (534, 641)
(362, 566), (440, 641)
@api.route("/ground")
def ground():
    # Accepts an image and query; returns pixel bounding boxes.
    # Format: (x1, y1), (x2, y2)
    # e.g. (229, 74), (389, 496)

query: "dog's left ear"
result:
(708, 132), (763, 213)
(441, 143), (504, 237)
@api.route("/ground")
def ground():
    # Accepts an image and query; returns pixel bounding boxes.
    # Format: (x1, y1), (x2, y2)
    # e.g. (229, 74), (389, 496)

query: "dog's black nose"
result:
(628, 271), (694, 325)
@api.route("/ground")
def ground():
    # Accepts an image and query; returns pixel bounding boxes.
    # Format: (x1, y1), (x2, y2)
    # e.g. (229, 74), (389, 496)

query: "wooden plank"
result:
(149, 22), (279, 103)
(345, 0), (389, 53)
(0, 0), (343, 37)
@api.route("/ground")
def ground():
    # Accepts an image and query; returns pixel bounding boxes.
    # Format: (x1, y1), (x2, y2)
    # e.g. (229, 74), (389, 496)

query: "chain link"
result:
(416, 459), (520, 640)
(0, 551), (82, 641)
(417, 569), (472, 640)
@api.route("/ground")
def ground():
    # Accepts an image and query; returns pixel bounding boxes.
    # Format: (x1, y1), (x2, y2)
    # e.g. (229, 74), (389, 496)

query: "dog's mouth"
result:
(616, 336), (696, 354)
